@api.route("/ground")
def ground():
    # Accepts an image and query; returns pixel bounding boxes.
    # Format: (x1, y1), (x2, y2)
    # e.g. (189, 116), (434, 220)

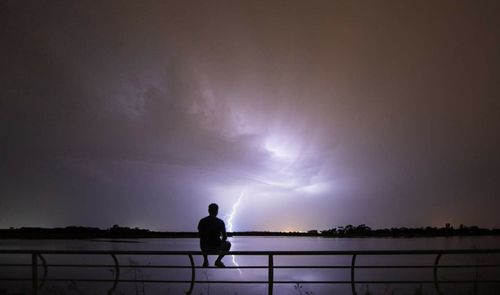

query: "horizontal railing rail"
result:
(0, 249), (499, 295)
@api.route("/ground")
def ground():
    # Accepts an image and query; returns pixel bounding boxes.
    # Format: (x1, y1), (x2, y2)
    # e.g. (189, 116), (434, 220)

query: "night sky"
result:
(1, 1), (499, 231)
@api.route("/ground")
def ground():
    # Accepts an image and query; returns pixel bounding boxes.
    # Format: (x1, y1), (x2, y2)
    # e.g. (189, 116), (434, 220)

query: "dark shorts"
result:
(201, 241), (231, 254)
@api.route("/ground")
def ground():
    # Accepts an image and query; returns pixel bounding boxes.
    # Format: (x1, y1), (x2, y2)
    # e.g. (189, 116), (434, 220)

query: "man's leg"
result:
(202, 253), (209, 267)
(215, 241), (231, 267)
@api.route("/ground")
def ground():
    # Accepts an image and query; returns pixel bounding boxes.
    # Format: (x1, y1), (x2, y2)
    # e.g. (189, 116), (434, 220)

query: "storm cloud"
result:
(1, 0), (499, 231)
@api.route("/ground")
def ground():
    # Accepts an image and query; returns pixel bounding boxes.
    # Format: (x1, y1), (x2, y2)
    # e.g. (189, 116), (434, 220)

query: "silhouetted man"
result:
(198, 203), (231, 267)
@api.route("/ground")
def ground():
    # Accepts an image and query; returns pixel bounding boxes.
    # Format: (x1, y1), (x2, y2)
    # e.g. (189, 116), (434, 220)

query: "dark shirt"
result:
(198, 215), (227, 251)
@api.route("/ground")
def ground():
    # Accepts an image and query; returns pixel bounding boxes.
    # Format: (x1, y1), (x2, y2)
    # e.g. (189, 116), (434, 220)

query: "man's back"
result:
(198, 215), (226, 250)
(198, 203), (231, 267)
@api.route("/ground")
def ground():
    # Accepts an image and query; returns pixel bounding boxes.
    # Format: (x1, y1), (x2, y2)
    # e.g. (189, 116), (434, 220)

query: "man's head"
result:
(208, 203), (219, 216)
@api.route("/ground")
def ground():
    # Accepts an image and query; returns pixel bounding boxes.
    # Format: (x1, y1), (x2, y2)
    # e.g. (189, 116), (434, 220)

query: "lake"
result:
(1, 236), (500, 294)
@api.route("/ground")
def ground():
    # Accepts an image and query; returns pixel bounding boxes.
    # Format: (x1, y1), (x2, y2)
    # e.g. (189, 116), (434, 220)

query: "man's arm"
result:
(198, 219), (204, 237)
(221, 221), (227, 242)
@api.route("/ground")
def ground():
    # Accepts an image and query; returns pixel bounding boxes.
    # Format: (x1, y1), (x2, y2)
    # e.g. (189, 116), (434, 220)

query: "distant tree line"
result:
(225, 223), (500, 238)
(317, 223), (500, 237)
(1, 223), (499, 239)
(0, 225), (195, 239)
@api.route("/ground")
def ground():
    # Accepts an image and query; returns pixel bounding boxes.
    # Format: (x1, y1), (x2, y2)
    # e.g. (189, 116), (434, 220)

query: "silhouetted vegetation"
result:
(318, 223), (500, 238)
(0, 225), (195, 239)
(1, 223), (499, 239)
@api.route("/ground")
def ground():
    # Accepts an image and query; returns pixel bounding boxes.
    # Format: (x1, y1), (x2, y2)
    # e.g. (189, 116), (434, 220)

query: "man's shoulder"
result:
(198, 216), (225, 227)
(215, 217), (225, 226)
(199, 216), (210, 224)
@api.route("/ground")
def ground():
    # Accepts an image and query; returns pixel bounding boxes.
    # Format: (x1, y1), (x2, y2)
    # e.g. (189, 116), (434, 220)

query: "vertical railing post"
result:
(434, 253), (443, 295)
(351, 254), (357, 295)
(108, 254), (120, 295)
(32, 253), (38, 295)
(37, 254), (48, 289)
(268, 254), (274, 295)
(187, 254), (195, 295)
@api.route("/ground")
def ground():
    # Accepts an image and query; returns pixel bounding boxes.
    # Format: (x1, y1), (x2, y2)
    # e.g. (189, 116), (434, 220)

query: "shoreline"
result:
(2, 232), (500, 240)
(2, 224), (499, 239)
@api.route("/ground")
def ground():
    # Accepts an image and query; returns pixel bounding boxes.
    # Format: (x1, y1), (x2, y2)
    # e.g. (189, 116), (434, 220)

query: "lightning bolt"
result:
(226, 190), (245, 275)
(227, 190), (244, 232)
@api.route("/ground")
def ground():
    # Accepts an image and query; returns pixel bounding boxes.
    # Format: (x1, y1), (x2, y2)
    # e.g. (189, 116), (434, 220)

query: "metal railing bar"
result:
(31, 264), (267, 269)
(277, 265), (500, 269)
(269, 280), (500, 284)
(3, 278), (500, 284)
(0, 278), (38, 281)
(3, 263), (500, 270)
(429, 264), (500, 268)
(2, 249), (499, 255)
(274, 280), (500, 284)
(3, 263), (499, 269)
(32, 279), (273, 284)
(275, 264), (500, 269)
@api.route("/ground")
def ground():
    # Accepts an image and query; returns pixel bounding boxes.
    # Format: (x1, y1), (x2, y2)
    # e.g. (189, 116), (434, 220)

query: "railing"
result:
(1, 249), (500, 295)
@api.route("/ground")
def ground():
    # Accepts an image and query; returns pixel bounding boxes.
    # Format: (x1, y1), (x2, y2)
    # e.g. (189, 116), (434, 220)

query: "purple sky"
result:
(1, 1), (499, 231)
